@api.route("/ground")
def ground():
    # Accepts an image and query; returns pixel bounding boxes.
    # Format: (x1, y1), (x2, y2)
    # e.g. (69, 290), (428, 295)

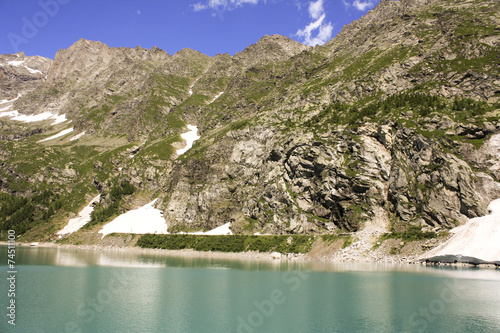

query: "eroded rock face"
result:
(46, 39), (173, 83)
(388, 129), (486, 229)
(162, 121), (494, 234)
(0, 52), (51, 100)
(462, 133), (500, 180)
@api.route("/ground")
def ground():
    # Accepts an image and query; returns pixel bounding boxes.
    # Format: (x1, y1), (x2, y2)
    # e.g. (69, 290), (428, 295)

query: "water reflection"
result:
(3, 245), (500, 280)
(1, 245), (499, 333)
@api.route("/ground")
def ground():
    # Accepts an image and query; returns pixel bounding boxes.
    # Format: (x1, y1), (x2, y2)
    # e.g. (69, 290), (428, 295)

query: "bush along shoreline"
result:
(136, 234), (316, 254)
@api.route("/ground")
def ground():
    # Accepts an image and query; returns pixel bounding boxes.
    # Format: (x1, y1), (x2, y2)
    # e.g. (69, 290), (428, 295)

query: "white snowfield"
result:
(70, 131), (86, 141)
(190, 222), (233, 235)
(176, 125), (200, 155)
(57, 195), (101, 235)
(421, 198), (500, 264)
(7, 59), (43, 74)
(0, 94), (67, 125)
(0, 93), (21, 105)
(11, 111), (67, 125)
(97, 198), (232, 238)
(0, 95), (21, 115)
(38, 128), (74, 143)
(98, 199), (169, 238)
(204, 222), (232, 235)
(0, 107), (15, 114)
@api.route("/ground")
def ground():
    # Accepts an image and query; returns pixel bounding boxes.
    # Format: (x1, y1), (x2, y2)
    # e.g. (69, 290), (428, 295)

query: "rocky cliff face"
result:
(163, 120), (499, 235)
(159, 0), (499, 235)
(0, 0), (499, 242)
(0, 52), (51, 100)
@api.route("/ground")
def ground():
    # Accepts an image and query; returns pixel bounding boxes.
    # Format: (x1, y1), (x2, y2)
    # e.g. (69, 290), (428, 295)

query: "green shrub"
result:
(379, 225), (436, 242)
(0, 190), (61, 235)
(136, 234), (315, 254)
(87, 180), (135, 226)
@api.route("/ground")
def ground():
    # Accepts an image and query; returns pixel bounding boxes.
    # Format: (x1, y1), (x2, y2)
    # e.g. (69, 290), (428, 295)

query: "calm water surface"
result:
(1, 246), (500, 333)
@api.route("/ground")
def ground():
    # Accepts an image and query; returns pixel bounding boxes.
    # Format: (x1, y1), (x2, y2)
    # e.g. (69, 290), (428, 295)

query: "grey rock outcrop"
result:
(0, 52), (51, 100)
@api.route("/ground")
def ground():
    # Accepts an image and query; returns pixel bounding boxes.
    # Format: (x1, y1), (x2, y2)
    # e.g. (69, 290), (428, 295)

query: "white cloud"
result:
(353, 0), (375, 11)
(193, 0), (261, 13)
(296, 0), (333, 46)
(192, 3), (207, 11)
(308, 0), (323, 20)
(344, 0), (376, 11)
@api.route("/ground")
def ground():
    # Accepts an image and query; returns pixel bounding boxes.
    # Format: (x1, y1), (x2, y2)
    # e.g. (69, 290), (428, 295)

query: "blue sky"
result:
(0, 0), (379, 59)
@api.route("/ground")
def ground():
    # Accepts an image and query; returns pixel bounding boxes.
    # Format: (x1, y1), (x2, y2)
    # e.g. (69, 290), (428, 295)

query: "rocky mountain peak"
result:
(173, 48), (208, 60)
(258, 34), (309, 55)
(0, 51), (52, 72)
(47, 39), (172, 82)
(234, 33), (310, 68)
(71, 38), (107, 50)
(47, 39), (113, 82)
(128, 45), (171, 62)
(0, 52), (52, 99)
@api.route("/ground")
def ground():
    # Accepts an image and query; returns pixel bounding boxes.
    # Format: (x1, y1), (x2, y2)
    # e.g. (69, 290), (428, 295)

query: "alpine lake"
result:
(1, 245), (500, 333)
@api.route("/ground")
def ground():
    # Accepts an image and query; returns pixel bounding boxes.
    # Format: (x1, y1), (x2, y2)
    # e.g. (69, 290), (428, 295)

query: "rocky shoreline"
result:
(0, 240), (438, 266)
(3, 239), (499, 268)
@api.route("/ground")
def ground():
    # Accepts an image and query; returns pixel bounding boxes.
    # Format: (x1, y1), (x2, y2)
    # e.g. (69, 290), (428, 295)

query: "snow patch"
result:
(70, 131), (86, 141)
(11, 111), (67, 125)
(7, 60), (24, 66)
(51, 114), (68, 125)
(0, 93), (21, 105)
(421, 198), (500, 263)
(176, 125), (200, 155)
(7, 60), (42, 74)
(98, 199), (169, 238)
(190, 222), (233, 235)
(0, 106), (15, 113)
(0, 101), (67, 126)
(57, 195), (101, 235)
(209, 92), (224, 104)
(203, 223), (232, 235)
(24, 66), (42, 74)
(0, 94), (66, 125)
(188, 78), (200, 96)
(38, 128), (74, 143)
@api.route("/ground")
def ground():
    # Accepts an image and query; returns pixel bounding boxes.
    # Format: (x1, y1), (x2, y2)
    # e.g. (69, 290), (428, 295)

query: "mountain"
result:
(0, 52), (51, 100)
(0, 0), (499, 257)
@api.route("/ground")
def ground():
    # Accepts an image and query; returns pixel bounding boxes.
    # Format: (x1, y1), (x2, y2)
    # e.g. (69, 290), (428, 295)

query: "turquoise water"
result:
(1, 246), (500, 333)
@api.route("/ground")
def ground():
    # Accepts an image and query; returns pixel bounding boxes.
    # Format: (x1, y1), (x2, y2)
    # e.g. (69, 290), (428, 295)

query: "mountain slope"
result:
(0, 52), (51, 100)
(0, 0), (498, 253)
